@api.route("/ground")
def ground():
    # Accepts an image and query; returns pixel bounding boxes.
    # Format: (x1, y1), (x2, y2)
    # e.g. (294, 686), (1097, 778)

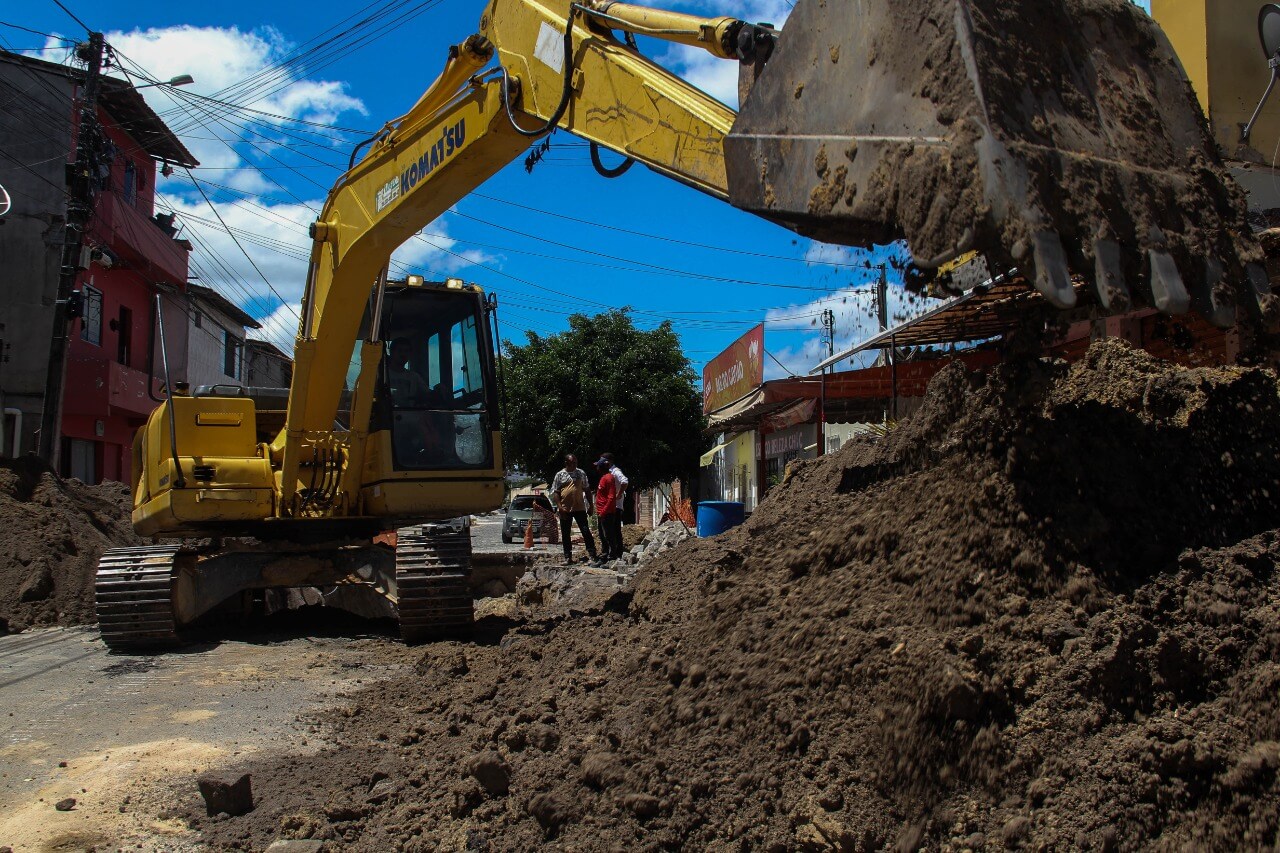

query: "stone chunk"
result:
(19, 566), (53, 602)
(467, 751), (511, 796)
(619, 792), (660, 818)
(54, 797), (76, 811)
(527, 791), (572, 830)
(581, 752), (625, 789)
(197, 771), (254, 817)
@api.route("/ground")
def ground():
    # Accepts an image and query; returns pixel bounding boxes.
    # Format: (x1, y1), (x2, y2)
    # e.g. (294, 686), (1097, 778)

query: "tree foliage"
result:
(499, 310), (707, 489)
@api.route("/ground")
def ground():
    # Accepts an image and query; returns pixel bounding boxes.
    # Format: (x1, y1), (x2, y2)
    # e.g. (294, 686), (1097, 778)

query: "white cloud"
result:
(254, 302), (301, 352)
(760, 241), (935, 377)
(162, 191), (497, 349)
(658, 0), (792, 107)
(106, 24), (365, 121)
(97, 25), (366, 192)
(71, 23), (492, 347)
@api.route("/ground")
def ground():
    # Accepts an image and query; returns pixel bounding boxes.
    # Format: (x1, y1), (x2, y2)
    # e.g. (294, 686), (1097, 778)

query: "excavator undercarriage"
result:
(96, 523), (472, 650)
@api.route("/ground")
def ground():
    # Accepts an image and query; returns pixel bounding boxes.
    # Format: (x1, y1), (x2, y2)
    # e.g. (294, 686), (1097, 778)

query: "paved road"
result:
(472, 512), (556, 556)
(0, 624), (410, 851)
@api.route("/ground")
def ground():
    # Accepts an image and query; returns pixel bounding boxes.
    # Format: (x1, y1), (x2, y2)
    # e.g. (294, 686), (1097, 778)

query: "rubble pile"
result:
(0, 456), (141, 633)
(176, 340), (1280, 850)
(512, 522), (692, 616)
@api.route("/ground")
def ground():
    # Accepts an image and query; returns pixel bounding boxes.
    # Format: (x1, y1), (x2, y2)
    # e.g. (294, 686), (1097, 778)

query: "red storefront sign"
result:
(702, 324), (764, 413)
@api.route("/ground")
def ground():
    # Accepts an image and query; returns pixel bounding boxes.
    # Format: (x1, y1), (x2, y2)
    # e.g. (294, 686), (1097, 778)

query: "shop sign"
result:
(764, 428), (804, 458)
(702, 323), (764, 413)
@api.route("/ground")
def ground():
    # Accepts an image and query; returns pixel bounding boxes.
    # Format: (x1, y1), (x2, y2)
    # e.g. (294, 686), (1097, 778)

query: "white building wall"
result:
(187, 302), (248, 390)
(823, 422), (878, 454)
(701, 430), (757, 511)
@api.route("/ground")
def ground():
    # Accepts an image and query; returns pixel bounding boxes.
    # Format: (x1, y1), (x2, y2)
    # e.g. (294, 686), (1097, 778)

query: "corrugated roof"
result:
(0, 51), (198, 167)
(811, 272), (1088, 374)
(246, 338), (292, 360)
(187, 283), (261, 330)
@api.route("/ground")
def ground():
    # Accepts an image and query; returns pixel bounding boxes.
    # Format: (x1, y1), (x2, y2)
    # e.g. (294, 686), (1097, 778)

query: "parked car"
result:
(502, 493), (554, 544)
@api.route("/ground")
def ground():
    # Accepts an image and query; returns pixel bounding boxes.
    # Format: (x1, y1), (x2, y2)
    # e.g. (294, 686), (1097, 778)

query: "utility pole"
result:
(819, 307), (834, 456)
(39, 31), (104, 465)
(873, 263), (889, 368)
(820, 308), (835, 367)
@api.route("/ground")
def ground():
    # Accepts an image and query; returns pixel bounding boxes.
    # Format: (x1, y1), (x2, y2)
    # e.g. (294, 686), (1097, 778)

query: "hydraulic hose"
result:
(500, 4), (584, 137)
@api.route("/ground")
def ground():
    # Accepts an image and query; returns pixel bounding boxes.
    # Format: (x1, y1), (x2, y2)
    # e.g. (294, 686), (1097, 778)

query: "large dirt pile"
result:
(0, 456), (140, 633)
(194, 340), (1280, 851)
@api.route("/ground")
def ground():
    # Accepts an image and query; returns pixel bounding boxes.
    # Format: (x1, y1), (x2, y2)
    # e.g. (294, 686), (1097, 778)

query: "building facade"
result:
(245, 339), (293, 389)
(0, 50), (198, 482)
(184, 284), (261, 390)
(700, 430), (758, 511)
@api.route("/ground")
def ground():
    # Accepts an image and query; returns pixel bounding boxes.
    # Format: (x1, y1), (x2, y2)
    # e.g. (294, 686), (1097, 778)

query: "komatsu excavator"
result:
(96, 0), (1268, 648)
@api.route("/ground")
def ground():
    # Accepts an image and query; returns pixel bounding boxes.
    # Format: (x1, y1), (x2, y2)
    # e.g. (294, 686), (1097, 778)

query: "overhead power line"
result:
(49, 0), (91, 32)
(468, 192), (876, 271)
(0, 21), (73, 41)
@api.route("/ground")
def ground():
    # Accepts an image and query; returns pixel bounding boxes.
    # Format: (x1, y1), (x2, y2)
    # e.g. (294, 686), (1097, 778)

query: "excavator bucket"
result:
(724, 0), (1270, 323)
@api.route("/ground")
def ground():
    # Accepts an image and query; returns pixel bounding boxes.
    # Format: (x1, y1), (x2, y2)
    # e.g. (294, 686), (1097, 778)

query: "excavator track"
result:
(94, 544), (183, 651)
(395, 526), (474, 643)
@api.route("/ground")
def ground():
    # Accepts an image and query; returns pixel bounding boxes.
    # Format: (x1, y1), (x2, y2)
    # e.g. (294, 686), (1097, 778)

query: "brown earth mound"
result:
(191, 339), (1280, 851)
(0, 456), (140, 633)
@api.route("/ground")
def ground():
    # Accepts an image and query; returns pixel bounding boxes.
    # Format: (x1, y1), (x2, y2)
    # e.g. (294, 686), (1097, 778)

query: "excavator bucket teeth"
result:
(724, 0), (1265, 317)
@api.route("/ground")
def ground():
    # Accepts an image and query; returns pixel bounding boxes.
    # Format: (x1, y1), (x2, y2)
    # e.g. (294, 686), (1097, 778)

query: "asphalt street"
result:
(0, 624), (409, 851)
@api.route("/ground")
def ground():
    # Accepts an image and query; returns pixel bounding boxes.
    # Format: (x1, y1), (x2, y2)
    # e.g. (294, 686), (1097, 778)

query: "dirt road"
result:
(0, 621), (412, 852)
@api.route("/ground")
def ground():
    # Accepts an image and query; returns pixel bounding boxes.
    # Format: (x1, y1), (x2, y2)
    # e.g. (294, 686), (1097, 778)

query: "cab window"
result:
(380, 288), (494, 470)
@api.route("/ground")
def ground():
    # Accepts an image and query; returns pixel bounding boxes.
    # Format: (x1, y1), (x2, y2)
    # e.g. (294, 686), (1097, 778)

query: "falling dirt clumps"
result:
(193, 339), (1280, 851)
(0, 456), (140, 633)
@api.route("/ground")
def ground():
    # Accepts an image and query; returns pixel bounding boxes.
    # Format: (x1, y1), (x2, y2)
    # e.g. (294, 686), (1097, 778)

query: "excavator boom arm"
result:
(281, 0), (753, 506)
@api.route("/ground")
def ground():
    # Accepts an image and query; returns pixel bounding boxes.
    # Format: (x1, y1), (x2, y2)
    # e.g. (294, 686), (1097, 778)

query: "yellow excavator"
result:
(96, 0), (1269, 648)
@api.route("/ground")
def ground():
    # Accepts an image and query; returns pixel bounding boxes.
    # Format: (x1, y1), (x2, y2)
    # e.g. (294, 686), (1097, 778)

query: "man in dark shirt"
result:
(593, 456), (622, 564)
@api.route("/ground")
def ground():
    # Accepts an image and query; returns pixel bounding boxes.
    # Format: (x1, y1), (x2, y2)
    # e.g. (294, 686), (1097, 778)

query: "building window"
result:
(123, 159), (137, 207)
(64, 438), (97, 483)
(117, 305), (133, 367)
(223, 330), (242, 379)
(80, 284), (103, 346)
(193, 311), (202, 329)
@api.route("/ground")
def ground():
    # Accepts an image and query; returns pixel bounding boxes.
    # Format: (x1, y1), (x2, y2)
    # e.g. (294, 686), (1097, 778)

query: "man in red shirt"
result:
(593, 456), (622, 565)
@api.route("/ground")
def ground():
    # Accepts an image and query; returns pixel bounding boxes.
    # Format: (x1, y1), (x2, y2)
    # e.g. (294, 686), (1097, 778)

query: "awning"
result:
(707, 350), (1002, 433)
(763, 398), (816, 431)
(700, 441), (730, 466)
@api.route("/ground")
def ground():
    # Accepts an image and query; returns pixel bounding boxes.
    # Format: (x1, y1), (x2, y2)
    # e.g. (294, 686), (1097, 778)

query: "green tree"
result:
(500, 310), (708, 489)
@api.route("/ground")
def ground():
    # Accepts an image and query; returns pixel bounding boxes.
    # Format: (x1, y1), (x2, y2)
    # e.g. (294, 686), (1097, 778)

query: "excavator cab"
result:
(356, 279), (506, 522)
(374, 283), (498, 475)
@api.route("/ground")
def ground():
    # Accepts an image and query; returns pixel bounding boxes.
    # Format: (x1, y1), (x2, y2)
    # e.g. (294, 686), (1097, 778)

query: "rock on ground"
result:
(197, 771), (254, 817)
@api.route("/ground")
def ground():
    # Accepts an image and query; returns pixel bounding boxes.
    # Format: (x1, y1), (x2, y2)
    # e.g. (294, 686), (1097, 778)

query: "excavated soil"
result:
(0, 456), (141, 633)
(188, 339), (1280, 851)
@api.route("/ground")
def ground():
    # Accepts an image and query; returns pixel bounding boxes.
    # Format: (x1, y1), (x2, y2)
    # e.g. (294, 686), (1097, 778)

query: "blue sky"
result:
(6, 0), (1151, 379)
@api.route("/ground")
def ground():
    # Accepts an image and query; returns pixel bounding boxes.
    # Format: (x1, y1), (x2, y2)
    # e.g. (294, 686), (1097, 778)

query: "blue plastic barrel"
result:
(696, 501), (746, 537)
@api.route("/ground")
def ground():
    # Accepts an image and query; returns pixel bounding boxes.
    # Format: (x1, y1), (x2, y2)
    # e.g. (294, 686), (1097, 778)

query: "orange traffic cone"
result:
(523, 518), (535, 550)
